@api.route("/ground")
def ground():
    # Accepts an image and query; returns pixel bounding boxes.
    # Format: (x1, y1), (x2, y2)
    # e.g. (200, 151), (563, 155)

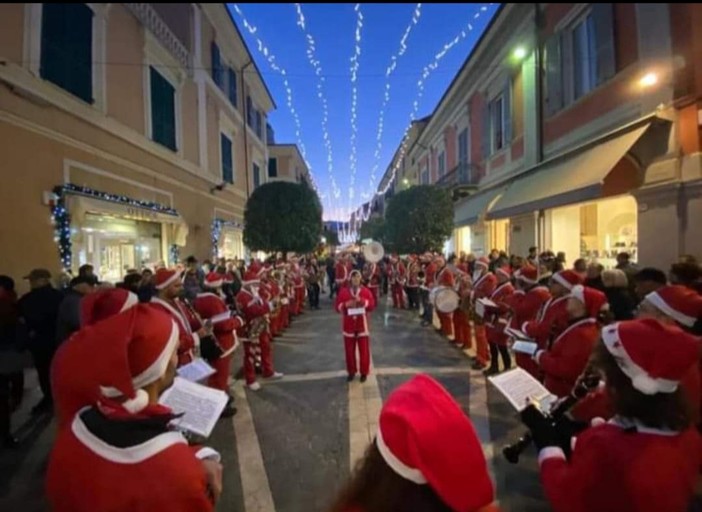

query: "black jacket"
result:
(604, 287), (636, 321)
(18, 285), (64, 351)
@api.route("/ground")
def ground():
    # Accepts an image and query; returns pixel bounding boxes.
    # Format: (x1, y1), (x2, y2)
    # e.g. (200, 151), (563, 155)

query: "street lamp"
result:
(639, 72), (658, 88)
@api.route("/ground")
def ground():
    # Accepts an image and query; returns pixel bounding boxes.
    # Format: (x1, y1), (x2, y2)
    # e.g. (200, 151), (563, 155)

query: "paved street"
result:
(0, 294), (549, 512)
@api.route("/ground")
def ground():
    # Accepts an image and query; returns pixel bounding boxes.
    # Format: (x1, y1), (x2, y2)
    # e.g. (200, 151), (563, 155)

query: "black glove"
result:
(520, 404), (559, 451)
(553, 415), (588, 458)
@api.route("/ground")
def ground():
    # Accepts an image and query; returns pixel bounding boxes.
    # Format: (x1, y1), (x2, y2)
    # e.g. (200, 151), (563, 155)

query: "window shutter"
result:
(592, 3), (615, 84)
(268, 158), (278, 178)
(211, 42), (222, 86)
(150, 67), (176, 151)
(228, 68), (237, 107)
(503, 78), (512, 144)
(221, 134), (233, 183)
(544, 34), (563, 116)
(253, 164), (261, 188)
(481, 98), (491, 159)
(246, 96), (253, 127)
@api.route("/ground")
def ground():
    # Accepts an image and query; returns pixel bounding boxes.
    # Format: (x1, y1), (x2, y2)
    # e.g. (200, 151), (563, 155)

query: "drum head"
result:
(434, 288), (459, 313)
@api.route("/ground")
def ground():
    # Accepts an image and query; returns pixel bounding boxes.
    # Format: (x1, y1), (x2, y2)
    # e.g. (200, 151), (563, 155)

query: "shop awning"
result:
(65, 194), (189, 246)
(454, 187), (504, 227)
(487, 123), (652, 220)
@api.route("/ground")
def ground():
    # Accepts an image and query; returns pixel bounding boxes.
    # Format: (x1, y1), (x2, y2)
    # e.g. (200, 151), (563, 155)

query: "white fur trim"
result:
(534, 350), (544, 363)
(553, 273), (574, 290)
(155, 271), (180, 290)
(645, 291), (697, 328)
(204, 278), (223, 289)
(242, 280), (260, 286)
(570, 284), (585, 304)
(376, 427), (427, 484)
(195, 447), (221, 462)
(602, 323), (679, 395)
(71, 411), (186, 463)
(538, 446), (566, 466)
(496, 267), (511, 279)
(519, 274), (538, 285)
(121, 389), (150, 414)
(120, 292), (139, 313)
(551, 318), (596, 347)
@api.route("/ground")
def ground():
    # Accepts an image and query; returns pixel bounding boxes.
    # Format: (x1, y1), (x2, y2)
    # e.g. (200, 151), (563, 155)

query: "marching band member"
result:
(435, 256), (456, 340)
(534, 285), (607, 398)
(265, 266), (283, 337)
(483, 266), (515, 376)
(389, 255), (407, 309)
(335, 255), (350, 291)
(522, 319), (701, 512)
(194, 272), (245, 417)
(291, 258), (306, 316)
(335, 270), (376, 383)
(420, 254), (438, 327)
(510, 265), (550, 378)
(364, 259), (382, 303)
(454, 271), (473, 350)
(235, 262), (283, 391)
(405, 255), (421, 311)
(470, 257), (496, 371)
(150, 268), (211, 367)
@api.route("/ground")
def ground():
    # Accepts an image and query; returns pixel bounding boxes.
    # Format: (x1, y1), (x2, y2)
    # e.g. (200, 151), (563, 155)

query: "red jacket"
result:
(539, 422), (700, 512)
(436, 266), (455, 288)
(335, 286), (376, 337)
(235, 287), (271, 341)
(471, 272), (497, 301)
(510, 285), (550, 377)
(523, 295), (570, 348)
(536, 318), (599, 398)
(335, 261), (349, 287)
(365, 263), (381, 288)
(150, 298), (199, 366)
(424, 263), (438, 288)
(485, 282), (515, 346)
(390, 262), (407, 286)
(193, 292), (244, 358)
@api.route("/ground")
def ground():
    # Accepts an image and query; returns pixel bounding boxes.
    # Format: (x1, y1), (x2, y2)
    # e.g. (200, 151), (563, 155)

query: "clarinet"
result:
(502, 372), (601, 464)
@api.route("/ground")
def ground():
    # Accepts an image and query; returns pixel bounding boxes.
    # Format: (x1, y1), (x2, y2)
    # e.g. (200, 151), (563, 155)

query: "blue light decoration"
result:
(51, 183), (183, 272)
(211, 218), (244, 259)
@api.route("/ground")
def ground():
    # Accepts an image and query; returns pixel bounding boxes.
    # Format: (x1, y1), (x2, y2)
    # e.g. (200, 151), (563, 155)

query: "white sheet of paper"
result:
(176, 358), (217, 383)
(159, 377), (228, 438)
(488, 368), (555, 412)
(209, 311), (231, 324)
(348, 307), (366, 316)
(512, 341), (538, 356)
(504, 327), (533, 341)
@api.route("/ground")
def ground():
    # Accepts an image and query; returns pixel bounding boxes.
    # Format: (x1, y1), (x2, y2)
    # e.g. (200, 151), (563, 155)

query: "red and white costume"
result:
(453, 274), (473, 349)
(470, 258), (497, 366)
(485, 275), (515, 348)
(365, 262), (382, 302)
(335, 284), (376, 377)
(390, 258), (407, 309)
(435, 264), (456, 339)
(511, 266), (550, 378)
(335, 259), (350, 289)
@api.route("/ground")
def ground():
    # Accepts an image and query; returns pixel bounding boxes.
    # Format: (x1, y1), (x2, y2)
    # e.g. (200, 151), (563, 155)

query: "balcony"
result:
(436, 162), (480, 200)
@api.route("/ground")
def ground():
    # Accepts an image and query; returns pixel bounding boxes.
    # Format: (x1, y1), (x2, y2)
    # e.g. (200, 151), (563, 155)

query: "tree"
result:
(384, 185), (454, 254)
(244, 182), (323, 255)
(358, 216), (386, 244)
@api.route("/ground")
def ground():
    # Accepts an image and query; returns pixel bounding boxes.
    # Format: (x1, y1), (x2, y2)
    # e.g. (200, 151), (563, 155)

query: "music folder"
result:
(475, 298), (498, 319)
(488, 368), (555, 412)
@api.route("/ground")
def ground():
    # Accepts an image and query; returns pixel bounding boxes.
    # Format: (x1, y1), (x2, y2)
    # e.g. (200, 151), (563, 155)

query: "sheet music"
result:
(504, 327), (534, 341)
(512, 341), (538, 356)
(488, 368), (555, 412)
(176, 358), (217, 383)
(159, 377), (228, 438)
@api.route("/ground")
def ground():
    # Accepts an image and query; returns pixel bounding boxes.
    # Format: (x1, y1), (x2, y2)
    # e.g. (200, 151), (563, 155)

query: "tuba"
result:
(362, 241), (385, 264)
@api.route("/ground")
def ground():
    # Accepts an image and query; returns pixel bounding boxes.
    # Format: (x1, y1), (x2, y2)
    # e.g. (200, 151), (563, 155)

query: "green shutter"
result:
(592, 3), (616, 84)
(253, 164), (261, 188)
(211, 42), (222, 86)
(268, 158), (278, 178)
(221, 134), (233, 183)
(150, 67), (176, 151)
(41, 3), (93, 103)
(228, 68), (237, 107)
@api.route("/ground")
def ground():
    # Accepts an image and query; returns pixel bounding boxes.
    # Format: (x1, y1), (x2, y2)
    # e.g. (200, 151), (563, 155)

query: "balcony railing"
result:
(436, 162), (480, 199)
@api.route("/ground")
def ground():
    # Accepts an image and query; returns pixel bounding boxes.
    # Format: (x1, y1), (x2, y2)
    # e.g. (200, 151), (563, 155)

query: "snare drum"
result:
(433, 288), (460, 313)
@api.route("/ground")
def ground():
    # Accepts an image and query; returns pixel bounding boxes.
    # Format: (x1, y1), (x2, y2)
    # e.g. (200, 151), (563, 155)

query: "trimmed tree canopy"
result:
(244, 182), (323, 254)
(384, 185), (454, 254)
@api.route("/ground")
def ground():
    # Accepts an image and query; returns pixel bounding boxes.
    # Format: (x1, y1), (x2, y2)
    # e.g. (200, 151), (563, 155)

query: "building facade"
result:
(377, 3), (702, 270)
(266, 143), (312, 188)
(0, 3), (275, 288)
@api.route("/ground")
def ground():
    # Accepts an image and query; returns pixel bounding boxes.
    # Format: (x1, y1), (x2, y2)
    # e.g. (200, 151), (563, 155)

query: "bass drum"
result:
(433, 287), (460, 313)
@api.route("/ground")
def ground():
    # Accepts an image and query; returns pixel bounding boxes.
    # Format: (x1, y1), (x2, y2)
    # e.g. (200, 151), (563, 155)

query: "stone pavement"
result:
(0, 293), (550, 511)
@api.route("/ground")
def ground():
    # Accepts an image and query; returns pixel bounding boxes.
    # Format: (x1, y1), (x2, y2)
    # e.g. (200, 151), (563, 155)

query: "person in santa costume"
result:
(235, 262), (283, 391)
(150, 268), (211, 367)
(435, 255), (456, 340)
(405, 255), (421, 311)
(193, 272), (245, 417)
(52, 288), (139, 428)
(46, 305), (223, 511)
(335, 270), (376, 383)
(420, 254), (438, 327)
(453, 271), (473, 350)
(523, 269), (583, 349)
(363, 258), (382, 304)
(470, 257), (497, 370)
(534, 285), (607, 398)
(522, 318), (701, 512)
(291, 259), (306, 316)
(510, 265), (551, 378)
(329, 374), (498, 512)
(483, 266), (515, 376)
(389, 255), (407, 309)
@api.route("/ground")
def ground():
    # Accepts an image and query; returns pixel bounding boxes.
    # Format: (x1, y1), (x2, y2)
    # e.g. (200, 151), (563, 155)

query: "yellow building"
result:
(0, 4), (275, 288)
(267, 143), (312, 187)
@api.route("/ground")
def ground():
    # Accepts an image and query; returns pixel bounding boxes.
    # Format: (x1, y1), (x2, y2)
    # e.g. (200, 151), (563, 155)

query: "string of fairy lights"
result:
(346, 3), (364, 219)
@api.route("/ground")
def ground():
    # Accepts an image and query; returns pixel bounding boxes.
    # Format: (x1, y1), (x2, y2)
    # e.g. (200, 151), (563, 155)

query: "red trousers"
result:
(208, 354), (232, 392)
(453, 310), (472, 348)
(344, 336), (370, 376)
(281, 305), (290, 329)
(438, 312), (455, 338)
(295, 288), (305, 313)
(474, 323), (490, 365)
(243, 332), (274, 385)
(391, 284), (405, 308)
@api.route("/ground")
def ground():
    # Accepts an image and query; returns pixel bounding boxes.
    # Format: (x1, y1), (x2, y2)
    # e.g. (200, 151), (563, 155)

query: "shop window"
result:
(41, 3), (93, 103)
(253, 163), (261, 188)
(268, 158), (278, 178)
(149, 67), (177, 151)
(221, 133), (233, 184)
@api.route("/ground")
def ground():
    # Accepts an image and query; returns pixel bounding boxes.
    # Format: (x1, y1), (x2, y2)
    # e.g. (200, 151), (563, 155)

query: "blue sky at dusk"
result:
(229, 3), (499, 221)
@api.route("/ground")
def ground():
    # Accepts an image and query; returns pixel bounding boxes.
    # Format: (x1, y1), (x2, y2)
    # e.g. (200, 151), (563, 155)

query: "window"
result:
(255, 111), (263, 139)
(421, 166), (429, 185)
(438, 151), (446, 179)
(221, 134), (233, 184)
(253, 163), (261, 188)
(458, 128), (469, 165)
(246, 96), (253, 127)
(490, 95), (504, 152)
(227, 68), (237, 107)
(211, 42), (224, 88)
(40, 3), (93, 103)
(150, 67), (177, 151)
(268, 157), (278, 178)
(572, 14), (597, 99)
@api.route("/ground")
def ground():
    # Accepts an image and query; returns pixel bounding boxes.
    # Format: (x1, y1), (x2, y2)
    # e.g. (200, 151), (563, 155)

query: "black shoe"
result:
(219, 405), (238, 419)
(483, 367), (500, 376)
(31, 398), (52, 416)
(2, 436), (19, 449)
(360, 375), (367, 383)
(471, 361), (487, 371)
(255, 365), (263, 375)
(347, 374), (355, 382)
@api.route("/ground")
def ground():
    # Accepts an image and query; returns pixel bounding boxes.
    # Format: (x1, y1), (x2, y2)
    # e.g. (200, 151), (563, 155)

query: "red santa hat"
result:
(496, 266), (512, 279)
(377, 374), (494, 511)
(570, 285), (608, 318)
(602, 318), (700, 395)
(645, 285), (702, 328)
(204, 271), (224, 289)
(517, 265), (539, 284)
(81, 288), (139, 326)
(66, 305), (179, 414)
(475, 257), (490, 270)
(552, 269), (584, 291)
(243, 261), (264, 285)
(153, 268), (181, 290)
